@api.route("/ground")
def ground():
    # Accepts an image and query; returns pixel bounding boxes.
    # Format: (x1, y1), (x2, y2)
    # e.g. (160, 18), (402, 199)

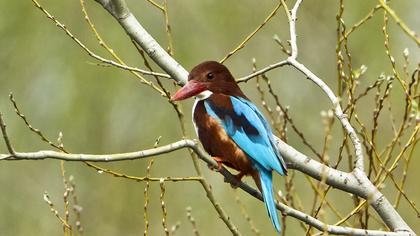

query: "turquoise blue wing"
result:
(204, 95), (286, 175)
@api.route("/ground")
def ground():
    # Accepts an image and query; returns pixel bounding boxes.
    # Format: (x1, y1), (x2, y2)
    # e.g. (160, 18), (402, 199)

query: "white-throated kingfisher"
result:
(171, 61), (287, 232)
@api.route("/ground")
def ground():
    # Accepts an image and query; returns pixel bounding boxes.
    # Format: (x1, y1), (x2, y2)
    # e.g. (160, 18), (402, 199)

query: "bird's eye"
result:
(206, 72), (214, 80)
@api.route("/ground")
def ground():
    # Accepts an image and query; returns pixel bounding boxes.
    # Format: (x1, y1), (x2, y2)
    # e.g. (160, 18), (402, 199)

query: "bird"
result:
(171, 61), (287, 233)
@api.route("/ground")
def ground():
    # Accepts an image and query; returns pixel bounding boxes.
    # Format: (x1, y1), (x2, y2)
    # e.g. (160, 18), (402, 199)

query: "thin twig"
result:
(160, 179), (170, 236)
(378, 0), (420, 46)
(339, 5), (381, 42)
(235, 193), (261, 235)
(288, 0), (303, 59)
(32, 0), (168, 95)
(69, 176), (84, 234)
(237, 60), (289, 83)
(0, 113), (15, 155)
(273, 34), (291, 56)
(186, 207), (200, 236)
(43, 192), (72, 230)
(220, 1), (283, 63)
(143, 158), (153, 236)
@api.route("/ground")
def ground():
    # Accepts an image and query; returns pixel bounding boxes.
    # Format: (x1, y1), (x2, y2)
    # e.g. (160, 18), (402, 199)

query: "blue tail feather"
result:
(257, 165), (281, 233)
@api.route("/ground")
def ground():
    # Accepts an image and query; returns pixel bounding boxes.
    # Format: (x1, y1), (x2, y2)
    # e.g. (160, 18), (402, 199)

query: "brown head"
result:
(171, 61), (245, 101)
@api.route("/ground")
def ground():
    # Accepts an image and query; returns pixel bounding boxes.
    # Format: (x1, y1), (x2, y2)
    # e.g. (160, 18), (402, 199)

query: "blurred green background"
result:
(0, 0), (419, 235)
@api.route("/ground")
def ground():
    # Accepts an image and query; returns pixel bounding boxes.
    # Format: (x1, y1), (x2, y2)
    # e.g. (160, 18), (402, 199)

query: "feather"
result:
(204, 94), (286, 233)
(256, 163), (281, 232)
(234, 97), (288, 174)
(204, 95), (286, 175)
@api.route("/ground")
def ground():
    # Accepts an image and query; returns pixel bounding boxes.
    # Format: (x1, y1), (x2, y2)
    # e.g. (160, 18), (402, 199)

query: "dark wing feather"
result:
(204, 94), (286, 175)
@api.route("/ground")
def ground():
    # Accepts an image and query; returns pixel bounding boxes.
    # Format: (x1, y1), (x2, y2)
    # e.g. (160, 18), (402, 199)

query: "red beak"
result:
(171, 80), (207, 101)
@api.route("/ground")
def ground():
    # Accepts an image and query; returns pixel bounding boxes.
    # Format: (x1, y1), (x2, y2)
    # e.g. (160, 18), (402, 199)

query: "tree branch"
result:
(31, 0), (170, 80)
(377, 0), (420, 46)
(87, 0), (415, 234)
(287, 57), (365, 172)
(95, 0), (188, 85)
(236, 60), (289, 83)
(289, 0), (303, 59)
(1, 0), (412, 234)
(0, 134), (412, 235)
(0, 113), (15, 155)
(1, 140), (198, 162)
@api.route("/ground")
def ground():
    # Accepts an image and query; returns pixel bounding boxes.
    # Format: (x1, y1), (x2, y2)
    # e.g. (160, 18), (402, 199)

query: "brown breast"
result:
(193, 100), (254, 174)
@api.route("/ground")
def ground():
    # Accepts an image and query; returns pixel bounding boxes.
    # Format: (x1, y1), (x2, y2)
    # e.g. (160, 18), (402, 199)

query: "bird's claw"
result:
(208, 157), (223, 172)
(225, 172), (245, 189)
(208, 162), (222, 172)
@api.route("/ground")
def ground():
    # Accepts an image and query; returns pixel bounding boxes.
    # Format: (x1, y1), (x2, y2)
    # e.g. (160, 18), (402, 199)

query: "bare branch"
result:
(237, 60), (289, 83)
(378, 0), (420, 46)
(0, 137), (412, 236)
(3, 0), (411, 234)
(0, 113), (15, 155)
(289, 0), (303, 59)
(32, 0), (170, 82)
(287, 57), (365, 172)
(220, 1), (283, 63)
(94, 0), (188, 85)
(1, 140), (198, 162)
(159, 179), (170, 236)
(43, 192), (72, 230)
(186, 207), (201, 236)
(87, 0), (416, 234)
(1, 136), (355, 196)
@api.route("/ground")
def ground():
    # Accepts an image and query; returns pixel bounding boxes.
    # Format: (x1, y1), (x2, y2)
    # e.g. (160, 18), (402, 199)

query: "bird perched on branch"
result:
(171, 61), (287, 233)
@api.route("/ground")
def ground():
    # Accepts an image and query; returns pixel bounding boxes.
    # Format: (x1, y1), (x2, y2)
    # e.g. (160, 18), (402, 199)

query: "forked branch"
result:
(87, 0), (414, 235)
(0, 112), (413, 235)
(1, 0), (415, 235)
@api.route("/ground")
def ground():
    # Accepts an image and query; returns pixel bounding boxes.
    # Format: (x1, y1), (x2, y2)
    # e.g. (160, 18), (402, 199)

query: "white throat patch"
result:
(192, 90), (212, 137)
(195, 90), (212, 101)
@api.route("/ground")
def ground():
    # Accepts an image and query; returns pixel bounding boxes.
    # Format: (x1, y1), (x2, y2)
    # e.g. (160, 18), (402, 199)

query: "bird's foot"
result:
(225, 172), (245, 189)
(208, 156), (223, 172)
